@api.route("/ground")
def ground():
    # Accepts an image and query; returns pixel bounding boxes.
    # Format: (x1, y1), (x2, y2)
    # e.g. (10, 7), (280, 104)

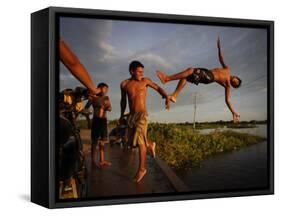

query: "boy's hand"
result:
(88, 88), (100, 101)
(88, 87), (101, 99)
(165, 96), (170, 110)
(233, 112), (240, 123)
(89, 95), (103, 108)
(88, 93), (95, 101)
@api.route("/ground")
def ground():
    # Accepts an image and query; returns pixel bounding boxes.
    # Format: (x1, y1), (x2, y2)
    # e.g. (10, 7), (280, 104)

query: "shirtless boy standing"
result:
(119, 60), (170, 183)
(90, 83), (112, 168)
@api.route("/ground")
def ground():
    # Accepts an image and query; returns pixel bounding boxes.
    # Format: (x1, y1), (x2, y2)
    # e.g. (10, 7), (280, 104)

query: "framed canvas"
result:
(31, 6), (274, 208)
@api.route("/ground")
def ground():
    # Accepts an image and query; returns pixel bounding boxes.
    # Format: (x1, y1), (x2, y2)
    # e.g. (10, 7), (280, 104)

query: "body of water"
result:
(199, 124), (267, 138)
(176, 125), (268, 192)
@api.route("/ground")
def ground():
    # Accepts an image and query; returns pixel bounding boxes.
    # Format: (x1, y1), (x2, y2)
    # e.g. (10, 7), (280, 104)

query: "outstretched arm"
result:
(217, 37), (228, 68)
(225, 86), (240, 123)
(146, 78), (170, 110)
(119, 82), (127, 120)
(59, 39), (99, 95)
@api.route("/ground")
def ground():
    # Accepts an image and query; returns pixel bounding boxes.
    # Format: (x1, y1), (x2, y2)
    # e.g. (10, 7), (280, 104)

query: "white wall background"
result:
(0, 0), (279, 214)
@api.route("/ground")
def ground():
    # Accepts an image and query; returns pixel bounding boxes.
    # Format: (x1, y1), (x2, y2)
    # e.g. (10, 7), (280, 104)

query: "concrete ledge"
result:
(155, 157), (189, 192)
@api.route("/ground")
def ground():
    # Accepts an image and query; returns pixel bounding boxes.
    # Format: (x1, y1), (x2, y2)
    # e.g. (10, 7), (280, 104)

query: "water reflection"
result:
(199, 124), (267, 138)
(176, 124), (268, 192)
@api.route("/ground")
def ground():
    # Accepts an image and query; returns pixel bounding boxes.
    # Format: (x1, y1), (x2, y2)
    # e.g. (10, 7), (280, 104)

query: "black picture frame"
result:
(31, 6), (274, 208)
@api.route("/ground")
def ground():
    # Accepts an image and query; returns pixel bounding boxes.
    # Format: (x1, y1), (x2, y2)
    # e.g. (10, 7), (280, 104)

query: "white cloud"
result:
(97, 41), (134, 63)
(60, 17), (267, 122)
(134, 52), (173, 70)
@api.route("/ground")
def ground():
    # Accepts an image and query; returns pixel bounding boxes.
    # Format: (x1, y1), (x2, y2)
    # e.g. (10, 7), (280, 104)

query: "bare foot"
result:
(156, 70), (167, 84)
(169, 95), (177, 103)
(99, 161), (112, 168)
(134, 169), (147, 183)
(148, 141), (156, 158)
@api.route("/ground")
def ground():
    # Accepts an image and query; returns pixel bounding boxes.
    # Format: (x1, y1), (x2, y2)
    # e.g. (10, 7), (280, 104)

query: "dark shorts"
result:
(186, 68), (214, 85)
(91, 117), (108, 143)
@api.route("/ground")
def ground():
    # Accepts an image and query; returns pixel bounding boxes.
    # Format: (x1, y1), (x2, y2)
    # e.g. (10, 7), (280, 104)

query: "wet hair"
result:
(129, 60), (144, 72)
(231, 76), (242, 88)
(97, 82), (109, 88)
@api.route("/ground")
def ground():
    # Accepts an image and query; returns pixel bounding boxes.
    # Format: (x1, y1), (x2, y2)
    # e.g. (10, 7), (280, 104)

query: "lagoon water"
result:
(199, 124), (267, 138)
(176, 125), (269, 192)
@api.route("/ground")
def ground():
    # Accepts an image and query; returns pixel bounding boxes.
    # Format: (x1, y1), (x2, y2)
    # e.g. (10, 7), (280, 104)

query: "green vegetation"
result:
(148, 123), (266, 170)
(175, 120), (267, 129)
(77, 118), (267, 130)
(108, 119), (119, 128)
(76, 118), (266, 170)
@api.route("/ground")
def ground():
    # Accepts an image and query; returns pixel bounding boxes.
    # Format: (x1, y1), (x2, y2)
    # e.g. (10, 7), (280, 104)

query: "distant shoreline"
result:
(76, 119), (267, 130)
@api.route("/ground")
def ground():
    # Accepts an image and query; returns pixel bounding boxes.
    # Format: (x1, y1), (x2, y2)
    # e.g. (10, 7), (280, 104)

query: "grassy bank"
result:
(148, 123), (266, 170)
(76, 119), (266, 169)
(77, 119), (266, 130)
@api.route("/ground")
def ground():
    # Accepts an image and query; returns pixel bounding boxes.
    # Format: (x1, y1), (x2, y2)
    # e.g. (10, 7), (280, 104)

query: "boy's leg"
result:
(99, 141), (111, 167)
(99, 118), (111, 167)
(170, 78), (187, 103)
(134, 143), (147, 183)
(147, 140), (156, 158)
(156, 68), (194, 84)
(99, 141), (104, 163)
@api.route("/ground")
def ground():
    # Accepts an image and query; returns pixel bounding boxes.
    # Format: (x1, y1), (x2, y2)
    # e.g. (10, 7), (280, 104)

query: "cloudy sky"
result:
(59, 17), (267, 123)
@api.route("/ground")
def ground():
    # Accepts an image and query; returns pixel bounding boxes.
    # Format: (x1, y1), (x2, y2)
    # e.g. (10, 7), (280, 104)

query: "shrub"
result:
(148, 123), (265, 169)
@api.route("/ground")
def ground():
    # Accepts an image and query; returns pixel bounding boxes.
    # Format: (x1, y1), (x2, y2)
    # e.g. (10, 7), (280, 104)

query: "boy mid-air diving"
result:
(156, 37), (242, 123)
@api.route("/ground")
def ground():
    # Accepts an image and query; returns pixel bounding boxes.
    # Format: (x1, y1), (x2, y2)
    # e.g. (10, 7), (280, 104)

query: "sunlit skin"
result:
(91, 86), (112, 168)
(119, 66), (170, 182)
(156, 37), (241, 123)
(120, 67), (170, 114)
